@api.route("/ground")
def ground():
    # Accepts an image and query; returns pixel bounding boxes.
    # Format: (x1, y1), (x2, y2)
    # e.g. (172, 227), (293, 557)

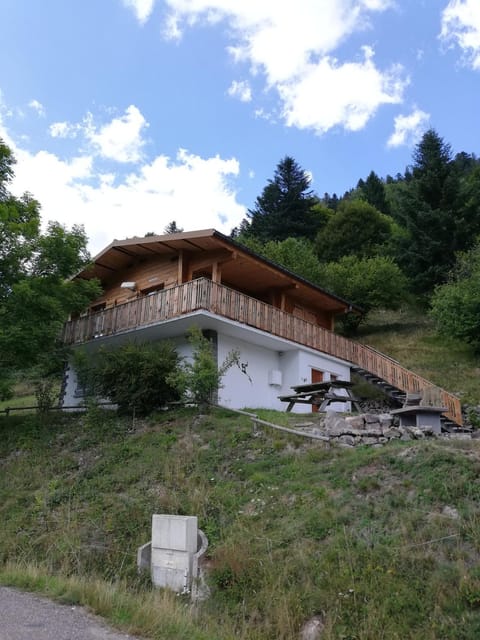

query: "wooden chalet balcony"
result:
(62, 278), (463, 425)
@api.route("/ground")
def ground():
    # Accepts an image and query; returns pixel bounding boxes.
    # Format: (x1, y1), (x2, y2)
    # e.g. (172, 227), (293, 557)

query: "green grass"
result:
(358, 308), (480, 404)
(2, 407), (480, 639)
(0, 379), (61, 413)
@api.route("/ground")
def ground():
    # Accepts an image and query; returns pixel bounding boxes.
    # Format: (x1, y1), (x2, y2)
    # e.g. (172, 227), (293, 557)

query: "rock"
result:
(383, 427), (402, 439)
(364, 423), (383, 436)
(324, 413), (349, 436)
(338, 435), (356, 447)
(406, 426), (425, 439)
(364, 413), (380, 424)
(442, 505), (460, 520)
(445, 433), (472, 440)
(360, 436), (380, 446)
(379, 413), (393, 428)
(420, 425), (435, 436)
(345, 415), (365, 430)
(300, 615), (325, 640)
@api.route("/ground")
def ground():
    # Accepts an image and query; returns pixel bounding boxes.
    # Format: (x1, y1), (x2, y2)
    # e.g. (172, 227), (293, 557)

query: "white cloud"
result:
(122, 0), (155, 24)
(280, 47), (407, 134)
(0, 107), (245, 254)
(49, 107), (148, 162)
(158, 0), (406, 133)
(440, 0), (480, 69)
(227, 80), (252, 102)
(28, 99), (45, 117)
(387, 108), (430, 147)
(49, 121), (78, 138)
(85, 105), (148, 163)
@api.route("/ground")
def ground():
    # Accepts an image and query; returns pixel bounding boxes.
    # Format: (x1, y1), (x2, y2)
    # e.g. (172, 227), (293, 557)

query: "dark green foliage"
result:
(319, 255), (409, 331)
(357, 170), (391, 215)
(0, 140), (100, 394)
(33, 221), (91, 279)
(430, 243), (480, 351)
(0, 193), (40, 302)
(164, 220), (184, 234)
(244, 237), (323, 283)
(241, 156), (321, 242)
(320, 191), (340, 210)
(393, 129), (480, 293)
(315, 199), (393, 263)
(74, 341), (181, 416)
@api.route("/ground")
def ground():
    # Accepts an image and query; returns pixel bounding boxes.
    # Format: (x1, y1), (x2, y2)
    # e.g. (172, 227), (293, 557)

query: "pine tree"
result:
(242, 156), (320, 242)
(357, 171), (390, 215)
(394, 129), (473, 293)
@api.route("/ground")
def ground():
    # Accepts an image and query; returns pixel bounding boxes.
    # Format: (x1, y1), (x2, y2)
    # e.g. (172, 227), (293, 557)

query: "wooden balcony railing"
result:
(62, 278), (463, 425)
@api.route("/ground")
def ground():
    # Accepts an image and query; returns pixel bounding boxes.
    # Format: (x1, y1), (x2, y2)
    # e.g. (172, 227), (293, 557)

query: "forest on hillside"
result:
(232, 130), (480, 344)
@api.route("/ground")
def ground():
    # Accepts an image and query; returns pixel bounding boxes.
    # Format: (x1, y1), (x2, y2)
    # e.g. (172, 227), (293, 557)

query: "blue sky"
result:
(1, 0), (479, 253)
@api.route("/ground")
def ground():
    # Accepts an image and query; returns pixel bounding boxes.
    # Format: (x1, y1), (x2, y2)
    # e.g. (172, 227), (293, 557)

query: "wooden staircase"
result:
(350, 364), (462, 431)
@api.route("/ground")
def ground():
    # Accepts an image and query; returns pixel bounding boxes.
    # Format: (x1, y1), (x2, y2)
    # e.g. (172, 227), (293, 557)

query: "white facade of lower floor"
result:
(61, 310), (352, 413)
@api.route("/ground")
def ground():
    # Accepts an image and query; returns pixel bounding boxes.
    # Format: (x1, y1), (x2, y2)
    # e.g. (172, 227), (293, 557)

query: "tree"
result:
(0, 139), (100, 397)
(241, 156), (321, 242)
(315, 199), (393, 263)
(393, 129), (480, 293)
(253, 237), (323, 283)
(357, 171), (390, 215)
(164, 220), (184, 234)
(430, 243), (480, 351)
(319, 255), (409, 332)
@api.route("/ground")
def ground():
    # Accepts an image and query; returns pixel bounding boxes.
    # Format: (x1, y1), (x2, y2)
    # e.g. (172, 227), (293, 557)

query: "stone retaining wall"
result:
(297, 412), (471, 447)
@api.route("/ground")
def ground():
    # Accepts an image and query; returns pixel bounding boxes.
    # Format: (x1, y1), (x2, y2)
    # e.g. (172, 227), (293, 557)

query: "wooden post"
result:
(212, 261), (221, 284)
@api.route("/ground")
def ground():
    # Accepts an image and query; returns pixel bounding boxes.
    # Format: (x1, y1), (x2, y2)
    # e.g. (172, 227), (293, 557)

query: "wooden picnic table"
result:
(279, 380), (362, 413)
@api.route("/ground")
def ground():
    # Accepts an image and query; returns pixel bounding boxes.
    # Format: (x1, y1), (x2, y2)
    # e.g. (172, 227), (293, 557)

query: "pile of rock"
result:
(297, 412), (438, 447)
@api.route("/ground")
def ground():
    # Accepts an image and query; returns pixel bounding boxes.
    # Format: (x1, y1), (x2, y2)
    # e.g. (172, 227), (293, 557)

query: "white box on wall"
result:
(268, 369), (282, 386)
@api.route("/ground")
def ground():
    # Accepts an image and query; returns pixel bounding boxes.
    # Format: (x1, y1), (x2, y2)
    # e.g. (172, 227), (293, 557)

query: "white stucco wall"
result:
(217, 332), (351, 413)
(62, 315), (352, 414)
(217, 333), (282, 410)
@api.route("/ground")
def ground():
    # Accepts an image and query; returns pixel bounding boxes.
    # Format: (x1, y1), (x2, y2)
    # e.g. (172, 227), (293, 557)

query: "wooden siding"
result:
(88, 250), (335, 330)
(63, 278), (463, 425)
(92, 255), (179, 307)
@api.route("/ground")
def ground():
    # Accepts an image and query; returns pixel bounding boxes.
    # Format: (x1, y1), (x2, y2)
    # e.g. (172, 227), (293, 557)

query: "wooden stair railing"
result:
(62, 278), (463, 426)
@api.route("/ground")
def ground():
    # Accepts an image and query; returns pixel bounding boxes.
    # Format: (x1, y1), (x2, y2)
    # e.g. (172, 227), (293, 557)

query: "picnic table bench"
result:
(279, 380), (362, 413)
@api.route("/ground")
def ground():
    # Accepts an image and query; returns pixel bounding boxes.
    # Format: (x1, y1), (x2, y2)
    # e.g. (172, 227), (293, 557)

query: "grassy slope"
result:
(357, 308), (480, 405)
(2, 407), (480, 639)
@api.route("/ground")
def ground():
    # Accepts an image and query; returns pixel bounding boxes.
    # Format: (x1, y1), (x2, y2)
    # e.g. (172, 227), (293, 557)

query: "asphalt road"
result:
(0, 587), (143, 640)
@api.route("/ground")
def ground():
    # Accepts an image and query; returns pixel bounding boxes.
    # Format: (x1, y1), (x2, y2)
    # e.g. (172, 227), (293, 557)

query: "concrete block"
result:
(137, 542), (151, 572)
(152, 514), (197, 553)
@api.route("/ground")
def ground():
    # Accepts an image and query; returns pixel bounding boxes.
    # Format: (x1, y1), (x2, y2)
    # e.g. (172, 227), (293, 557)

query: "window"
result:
(141, 283), (165, 296)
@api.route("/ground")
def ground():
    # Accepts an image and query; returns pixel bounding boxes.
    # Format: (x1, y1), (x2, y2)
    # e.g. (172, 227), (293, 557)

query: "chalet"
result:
(61, 229), (463, 425)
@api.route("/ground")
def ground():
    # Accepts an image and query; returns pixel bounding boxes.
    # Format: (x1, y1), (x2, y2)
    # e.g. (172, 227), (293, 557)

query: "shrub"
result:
(74, 341), (181, 416)
(170, 326), (240, 410)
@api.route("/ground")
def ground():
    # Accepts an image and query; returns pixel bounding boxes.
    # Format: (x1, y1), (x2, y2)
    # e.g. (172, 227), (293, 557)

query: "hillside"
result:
(357, 308), (480, 408)
(2, 406), (480, 639)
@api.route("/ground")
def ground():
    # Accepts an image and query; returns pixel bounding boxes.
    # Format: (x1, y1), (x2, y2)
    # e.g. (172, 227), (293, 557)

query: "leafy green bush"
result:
(319, 255), (409, 333)
(315, 199), (394, 262)
(74, 341), (181, 416)
(430, 244), (480, 351)
(169, 326), (240, 410)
